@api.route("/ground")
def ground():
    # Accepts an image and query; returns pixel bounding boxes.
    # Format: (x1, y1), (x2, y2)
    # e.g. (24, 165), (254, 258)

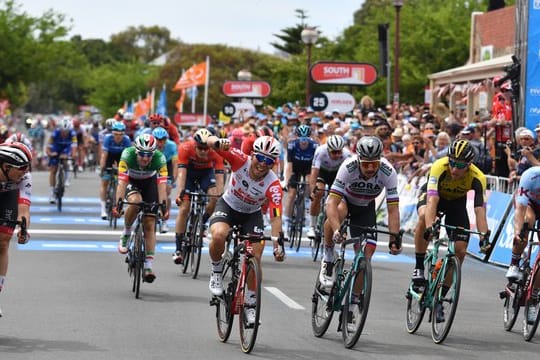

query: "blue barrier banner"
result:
(524, 0), (540, 129)
(467, 191), (513, 260)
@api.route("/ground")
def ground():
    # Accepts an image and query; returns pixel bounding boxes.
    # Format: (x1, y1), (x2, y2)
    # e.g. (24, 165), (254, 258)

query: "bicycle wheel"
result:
(288, 204), (298, 250)
(216, 252), (235, 342)
(311, 234), (321, 262)
(56, 168), (64, 212)
(524, 266), (540, 341)
(239, 257), (261, 354)
(295, 191), (305, 253)
(405, 281), (426, 334)
(341, 257), (372, 348)
(311, 261), (338, 337)
(182, 213), (194, 274)
(133, 227), (144, 299)
(502, 282), (521, 331)
(431, 256), (461, 344)
(191, 213), (204, 279)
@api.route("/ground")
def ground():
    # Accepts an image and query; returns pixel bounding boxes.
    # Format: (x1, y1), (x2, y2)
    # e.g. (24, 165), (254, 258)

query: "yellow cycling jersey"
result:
(426, 156), (486, 207)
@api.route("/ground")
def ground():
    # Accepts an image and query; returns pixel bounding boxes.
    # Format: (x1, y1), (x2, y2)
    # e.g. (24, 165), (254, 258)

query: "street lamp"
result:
(393, 0), (404, 115)
(237, 69), (252, 81)
(301, 27), (319, 107)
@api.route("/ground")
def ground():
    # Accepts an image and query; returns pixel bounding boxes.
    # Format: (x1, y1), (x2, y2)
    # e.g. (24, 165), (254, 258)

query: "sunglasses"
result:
(359, 159), (380, 167)
(196, 146), (209, 151)
(9, 164), (29, 171)
(329, 150), (343, 155)
(150, 121), (161, 126)
(448, 159), (469, 169)
(254, 153), (275, 166)
(137, 151), (153, 158)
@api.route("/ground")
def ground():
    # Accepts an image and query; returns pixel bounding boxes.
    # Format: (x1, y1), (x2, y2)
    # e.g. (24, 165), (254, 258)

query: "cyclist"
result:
(206, 135), (285, 325)
(283, 124), (318, 228)
(46, 116), (77, 203)
(6, 132), (33, 151)
(121, 111), (139, 141)
(410, 139), (489, 321)
(505, 166), (540, 282)
(0, 142), (32, 306)
(114, 134), (168, 283)
(173, 129), (225, 264)
(152, 126), (178, 233)
(98, 121), (131, 219)
(72, 118), (87, 172)
(319, 136), (401, 290)
(307, 134), (351, 238)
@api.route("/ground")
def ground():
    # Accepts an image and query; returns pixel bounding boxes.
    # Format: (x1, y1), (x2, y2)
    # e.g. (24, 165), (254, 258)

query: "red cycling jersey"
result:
(177, 140), (225, 172)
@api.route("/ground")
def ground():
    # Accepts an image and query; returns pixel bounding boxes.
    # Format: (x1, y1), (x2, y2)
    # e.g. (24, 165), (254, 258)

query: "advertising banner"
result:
(310, 62), (377, 85)
(524, 0), (540, 129)
(222, 81), (271, 98)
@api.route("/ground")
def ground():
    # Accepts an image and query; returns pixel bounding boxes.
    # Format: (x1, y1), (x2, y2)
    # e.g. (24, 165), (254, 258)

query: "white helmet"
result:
(123, 112), (134, 120)
(327, 135), (345, 151)
(193, 129), (211, 145)
(60, 116), (72, 130)
(253, 136), (281, 159)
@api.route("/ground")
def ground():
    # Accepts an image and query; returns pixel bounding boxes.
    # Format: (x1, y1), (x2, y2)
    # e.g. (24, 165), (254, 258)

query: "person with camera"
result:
(504, 128), (540, 184)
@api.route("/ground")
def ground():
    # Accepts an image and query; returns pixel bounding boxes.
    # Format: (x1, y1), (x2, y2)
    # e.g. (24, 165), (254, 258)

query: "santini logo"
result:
(530, 88), (540, 96)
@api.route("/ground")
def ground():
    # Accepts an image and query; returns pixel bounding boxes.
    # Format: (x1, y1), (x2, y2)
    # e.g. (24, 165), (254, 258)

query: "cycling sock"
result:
(323, 246), (335, 262)
(310, 216), (317, 228)
(144, 253), (155, 269)
(211, 261), (223, 273)
(415, 253), (425, 270)
(175, 233), (184, 251)
(122, 227), (131, 236)
(511, 252), (521, 266)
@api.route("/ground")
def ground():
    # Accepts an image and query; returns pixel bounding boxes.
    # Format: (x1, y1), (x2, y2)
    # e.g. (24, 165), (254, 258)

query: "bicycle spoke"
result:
(431, 256), (461, 344)
(405, 281), (426, 334)
(524, 265), (540, 341)
(311, 272), (334, 337)
(215, 253), (235, 342)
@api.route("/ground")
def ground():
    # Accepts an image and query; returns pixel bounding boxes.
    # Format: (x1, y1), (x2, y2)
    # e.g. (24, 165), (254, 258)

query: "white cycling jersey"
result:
(330, 156), (399, 207)
(312, 144), (352, 172)
(0, 172), (32, 205)
(219, 148), (282, 215)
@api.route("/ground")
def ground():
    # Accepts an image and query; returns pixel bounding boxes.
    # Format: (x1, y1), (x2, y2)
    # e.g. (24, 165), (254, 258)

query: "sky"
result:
(19, 0), (364, 54)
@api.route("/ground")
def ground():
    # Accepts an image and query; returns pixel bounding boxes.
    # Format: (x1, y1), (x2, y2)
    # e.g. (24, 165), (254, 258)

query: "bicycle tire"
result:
(523, 264), (540, 341)
(503, 283), (521, 331)
(182, 212), (195, 274)
(192, 212), (204, 279)
(311, 267), (336, 337)
(216, 252), (235, 342)
(405, 281), (426, 334)
(341, 257), (372, 348)
(295, 190), (305, 253)
(311, 235), (321, 262)
(431, 256), (461, 344)
(239, 256), (261, 354)
(133, 226), (144, 299)
(288, 203), (298, 250)
(56, 168), (64, 212)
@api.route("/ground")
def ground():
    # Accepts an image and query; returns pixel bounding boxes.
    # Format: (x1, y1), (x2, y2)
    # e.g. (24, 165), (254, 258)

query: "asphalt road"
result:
(0, 170), (537, 359)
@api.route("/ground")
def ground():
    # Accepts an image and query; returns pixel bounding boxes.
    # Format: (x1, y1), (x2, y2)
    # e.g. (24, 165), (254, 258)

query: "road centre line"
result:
(265, 287), (305, 310)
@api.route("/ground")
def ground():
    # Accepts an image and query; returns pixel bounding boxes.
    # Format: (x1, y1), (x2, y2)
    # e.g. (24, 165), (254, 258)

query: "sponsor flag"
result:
(173, 61), (207, 90)
(156, 84), (167, 116)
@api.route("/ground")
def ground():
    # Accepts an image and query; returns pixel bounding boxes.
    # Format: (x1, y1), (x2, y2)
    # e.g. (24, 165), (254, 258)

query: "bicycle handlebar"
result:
(1, 217), (28, 244)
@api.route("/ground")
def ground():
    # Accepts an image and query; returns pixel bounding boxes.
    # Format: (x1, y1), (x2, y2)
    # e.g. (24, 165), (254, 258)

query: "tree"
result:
(271, 9), (323, 56)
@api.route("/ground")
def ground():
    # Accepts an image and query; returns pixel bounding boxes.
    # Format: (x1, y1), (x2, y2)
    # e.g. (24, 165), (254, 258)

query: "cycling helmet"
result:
(60, 116), (72, 130)
(0, 142), (32, 166)
(123, 112), (134, 121)
(253, 135), (281, 159)
(231, 128), (244, 139)
(356, 136), (383, 160)
(217, 129), (228, 139)
(295, 124), (312, 138)
(327, 135), (345, 152)
(194, 128), (212, 145)
(257, 126), (274, 138)
(105, 118), (116, 130)
(134, 134), (157, 153)
(149, 113), (164, 124)
(152, 127), (169, 140)
(447, 139), (475, 163)
(111, 121), (126, 132)
(7, 132), (29, 144)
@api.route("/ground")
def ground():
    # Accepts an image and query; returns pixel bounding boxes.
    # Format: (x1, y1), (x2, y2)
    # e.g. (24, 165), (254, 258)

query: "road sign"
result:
(310, 92), (356, 113)
(310, 62), (378, 86)
(222, 81), (271, 98)
(222, 102), (256, 118)
(222, 103), (236, 117)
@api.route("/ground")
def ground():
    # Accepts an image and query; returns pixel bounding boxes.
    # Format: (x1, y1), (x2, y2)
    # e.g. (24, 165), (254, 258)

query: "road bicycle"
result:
(53, 156), (73, 212)
(288, 177), (308, 253)
(181, 190), (213, 279)
(104, 167), (118, 229)
(500, 220), (540, 341)
(120, 200), (161, 299)
(210, 225), (284, 353)
(309, 187), (329, 262)
(311, 220), (402, 348)
(405, 215), (487, 344)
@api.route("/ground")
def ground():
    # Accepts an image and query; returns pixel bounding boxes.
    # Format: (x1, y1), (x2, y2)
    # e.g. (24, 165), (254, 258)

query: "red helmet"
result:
(149, 113), (165, 124)
(72, 118), (81, 128)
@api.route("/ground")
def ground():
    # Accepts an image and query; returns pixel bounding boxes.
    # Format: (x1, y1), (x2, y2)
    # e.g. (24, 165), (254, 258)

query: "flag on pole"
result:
(157, 84), (167, 116)
(176, 89), (186, 113)
(173, 61), (207, 90)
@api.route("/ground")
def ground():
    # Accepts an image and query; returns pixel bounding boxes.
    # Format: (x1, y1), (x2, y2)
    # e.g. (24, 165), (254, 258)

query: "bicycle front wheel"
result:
(502, 282), (520, 331)
(239, 257), (261, 354)
(341, 257), (372, 348)
(133, 227), (145, 299)
(431, 256), (461, 344)
(288, 205), (298, 250)
(182, 216), (194, 274)
(311, 234), (321, 262)
(405, 281), (426, 334)
(295, 193), (305, 253)
(191, 214), (204, 279)
(311, 263), (337, 337)
(216, 252), (235, 342)
(524, 265), (540, 341)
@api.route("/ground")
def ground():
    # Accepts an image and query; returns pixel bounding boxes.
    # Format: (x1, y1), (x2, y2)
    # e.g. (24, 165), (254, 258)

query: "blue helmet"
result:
(295, 124), (311, 138)
(152, 127), (169, 140)
(111, 121), (126, 132)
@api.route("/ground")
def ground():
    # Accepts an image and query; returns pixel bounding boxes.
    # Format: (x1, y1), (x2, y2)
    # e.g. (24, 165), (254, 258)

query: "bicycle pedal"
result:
(209, 297), (220, 306)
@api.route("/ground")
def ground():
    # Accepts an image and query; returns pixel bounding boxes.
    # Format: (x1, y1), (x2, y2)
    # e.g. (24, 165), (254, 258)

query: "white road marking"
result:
(27, 229), (175, 237)
(265, 287), (305, 310)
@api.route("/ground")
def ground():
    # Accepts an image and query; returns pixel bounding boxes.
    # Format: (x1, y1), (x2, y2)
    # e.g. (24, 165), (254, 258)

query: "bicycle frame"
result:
(289, 177), (308, 252)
